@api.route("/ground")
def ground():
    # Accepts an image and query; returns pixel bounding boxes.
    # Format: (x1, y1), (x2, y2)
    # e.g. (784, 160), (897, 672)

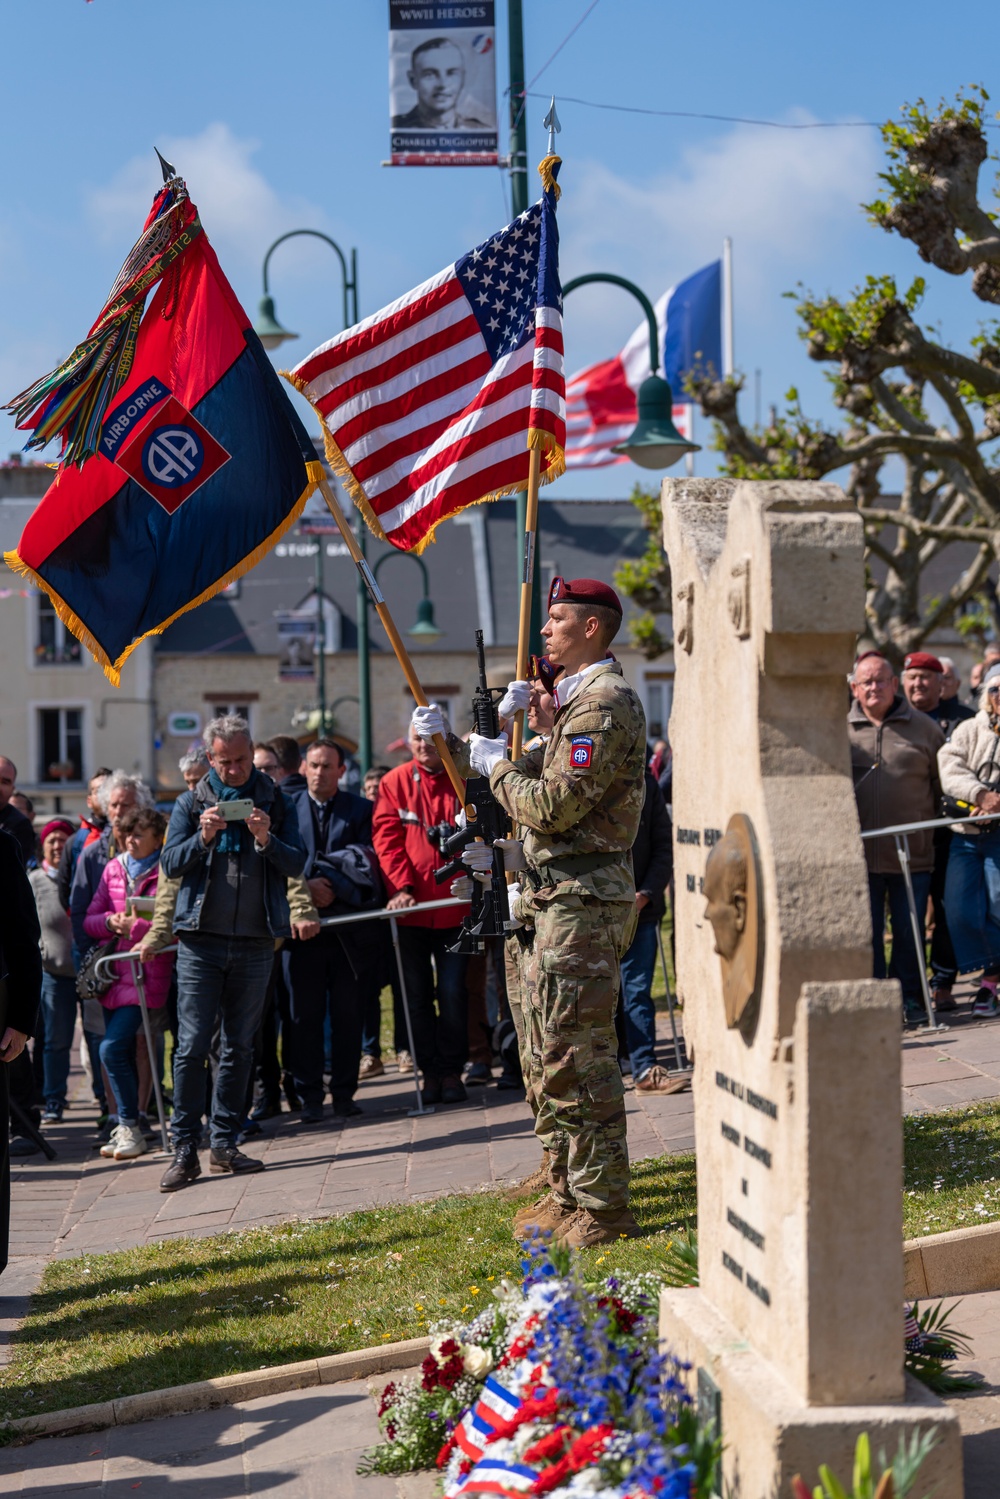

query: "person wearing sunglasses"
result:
(415, 576), (647, 1249)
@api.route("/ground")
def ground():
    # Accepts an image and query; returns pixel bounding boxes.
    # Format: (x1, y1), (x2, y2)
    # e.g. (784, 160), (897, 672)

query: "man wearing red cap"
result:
(416, 577), (647, 1247)
(901, 652), (974, 1011)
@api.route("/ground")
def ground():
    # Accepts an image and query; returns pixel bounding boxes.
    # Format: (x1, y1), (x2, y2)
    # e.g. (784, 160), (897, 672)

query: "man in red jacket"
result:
(372, 717), (470, 1105)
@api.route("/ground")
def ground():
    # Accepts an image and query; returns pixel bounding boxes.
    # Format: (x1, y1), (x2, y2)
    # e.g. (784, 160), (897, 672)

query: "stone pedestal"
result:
(658, 480), (962, 1496)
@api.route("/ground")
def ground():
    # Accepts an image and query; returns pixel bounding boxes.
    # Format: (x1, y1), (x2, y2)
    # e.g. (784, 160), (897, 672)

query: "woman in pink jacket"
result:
(84, 807), (172, 1162)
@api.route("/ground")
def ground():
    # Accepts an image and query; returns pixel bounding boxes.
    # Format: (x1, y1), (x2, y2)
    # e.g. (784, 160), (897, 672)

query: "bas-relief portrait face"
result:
(703, 814), (764, 1040)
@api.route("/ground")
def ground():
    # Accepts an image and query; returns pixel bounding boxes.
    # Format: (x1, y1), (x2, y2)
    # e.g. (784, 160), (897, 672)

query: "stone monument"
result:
(658, 479), (962, 1496)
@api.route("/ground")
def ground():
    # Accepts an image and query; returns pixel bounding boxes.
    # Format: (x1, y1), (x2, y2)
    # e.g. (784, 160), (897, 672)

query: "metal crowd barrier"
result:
(861, 809), (1000, 1029)
(93, 946), (178, 1150)
(96, 897), (471, 1135)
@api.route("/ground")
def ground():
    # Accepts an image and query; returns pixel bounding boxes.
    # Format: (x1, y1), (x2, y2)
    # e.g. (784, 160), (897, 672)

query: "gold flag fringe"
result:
(282, 369), (564, 556)
(3, 459), (325, 687)
(538, 154), (562, 199)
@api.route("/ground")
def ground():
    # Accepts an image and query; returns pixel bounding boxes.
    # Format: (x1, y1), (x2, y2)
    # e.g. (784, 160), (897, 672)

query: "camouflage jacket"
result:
(490, 660), (646, 902)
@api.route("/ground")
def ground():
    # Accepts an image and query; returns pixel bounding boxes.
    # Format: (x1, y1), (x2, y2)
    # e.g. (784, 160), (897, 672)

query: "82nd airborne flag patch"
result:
(570, 735), (594, 769)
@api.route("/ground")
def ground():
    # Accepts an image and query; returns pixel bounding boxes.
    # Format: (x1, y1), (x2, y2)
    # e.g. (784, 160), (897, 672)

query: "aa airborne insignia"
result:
(570, 736), (594, 768)
(113, 391), (231, 515)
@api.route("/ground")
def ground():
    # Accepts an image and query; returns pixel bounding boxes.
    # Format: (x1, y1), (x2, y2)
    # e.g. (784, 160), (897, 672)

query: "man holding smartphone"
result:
(159, 715), (305, 1191)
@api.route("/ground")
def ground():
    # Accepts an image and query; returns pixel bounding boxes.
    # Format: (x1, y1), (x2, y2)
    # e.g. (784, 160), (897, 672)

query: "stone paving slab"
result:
(0, 1374), (436, 1498)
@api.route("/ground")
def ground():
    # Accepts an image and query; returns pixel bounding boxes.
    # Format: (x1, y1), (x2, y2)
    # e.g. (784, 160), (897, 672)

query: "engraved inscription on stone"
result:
(744, 1134), (772, 1168)
(727, 1207), (765, 1251)
(721, 1121), (740, 1147)
(722, 1250), (743, 1283)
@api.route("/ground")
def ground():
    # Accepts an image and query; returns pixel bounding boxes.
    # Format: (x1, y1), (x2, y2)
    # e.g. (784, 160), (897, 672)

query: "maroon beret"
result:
(528, 654), (559, 694)
(903, 651), (944, 674)
(853, 650), (888, 669)
(548, 576), (623, 616)
(40, 819), (74, 843)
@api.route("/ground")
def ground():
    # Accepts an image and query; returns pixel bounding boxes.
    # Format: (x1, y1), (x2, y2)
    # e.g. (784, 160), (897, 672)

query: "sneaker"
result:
(441, 1074), (468, 1105)
(209, 1146), (265, 1175)
(359, 1054), (385, 1079)
(40, 1102), (63, 1124)
(100, 1124), (129, 1158)
(513, 1192), (578, 1240)
(9, 1136), (39, 1157)
(972, 987), (1000, 1017)
(113, 1123), (148, 1161)
(159, 1143), (202, 1192)
(904, 1007), (930, 1028)
(555, 1207), (641, 1250)
(396, 1050), (415, 1075)
(932, 987), (958, 1013)
(464, 1062), (491, 1086)
(634, 1065), (692, 1095)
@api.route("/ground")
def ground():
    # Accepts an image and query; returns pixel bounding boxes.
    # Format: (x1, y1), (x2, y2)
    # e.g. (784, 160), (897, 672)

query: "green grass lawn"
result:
(6, 1099), (1000, 1426)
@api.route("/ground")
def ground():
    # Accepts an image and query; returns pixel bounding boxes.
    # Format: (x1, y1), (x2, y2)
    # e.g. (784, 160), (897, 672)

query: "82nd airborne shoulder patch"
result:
(569, 735), (594, 769)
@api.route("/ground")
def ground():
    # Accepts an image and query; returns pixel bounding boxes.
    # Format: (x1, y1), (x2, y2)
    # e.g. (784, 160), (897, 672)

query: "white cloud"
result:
(87, 123), (329, 281)
(558, 112), (880, 365)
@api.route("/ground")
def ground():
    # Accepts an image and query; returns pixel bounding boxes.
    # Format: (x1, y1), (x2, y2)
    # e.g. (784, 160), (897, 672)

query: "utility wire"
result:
(512, 0), (601, 133)
(521, 89), (1000, 131)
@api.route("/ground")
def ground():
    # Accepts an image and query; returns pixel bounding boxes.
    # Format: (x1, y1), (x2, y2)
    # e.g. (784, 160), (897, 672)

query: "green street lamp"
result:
(255, 230), (370, 762)
(562, 272), (700, 470)
(372, 552), (442, 642)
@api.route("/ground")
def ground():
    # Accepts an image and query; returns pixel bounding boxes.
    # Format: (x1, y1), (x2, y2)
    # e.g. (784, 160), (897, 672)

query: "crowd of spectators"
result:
(2, 675), (680, 1180)
(849, 648), (1000, 1025)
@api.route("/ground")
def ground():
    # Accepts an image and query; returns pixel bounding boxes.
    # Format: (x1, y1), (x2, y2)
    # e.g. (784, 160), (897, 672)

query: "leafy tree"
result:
(624, 86), (1000, 667)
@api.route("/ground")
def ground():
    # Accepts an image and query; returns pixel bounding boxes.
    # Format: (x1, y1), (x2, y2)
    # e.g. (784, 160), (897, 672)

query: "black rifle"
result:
(434, 630), (512, 954)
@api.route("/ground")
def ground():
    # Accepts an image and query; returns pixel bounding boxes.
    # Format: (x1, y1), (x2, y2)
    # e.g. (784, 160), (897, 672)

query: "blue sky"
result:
(1, 1), (996, 498)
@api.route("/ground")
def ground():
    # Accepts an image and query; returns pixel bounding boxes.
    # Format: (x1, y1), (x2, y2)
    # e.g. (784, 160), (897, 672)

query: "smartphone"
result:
(216, 799), (254, 821)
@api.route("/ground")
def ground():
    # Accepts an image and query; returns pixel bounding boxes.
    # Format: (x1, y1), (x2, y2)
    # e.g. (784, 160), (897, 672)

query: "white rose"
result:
(462, 1344), (494, 1380)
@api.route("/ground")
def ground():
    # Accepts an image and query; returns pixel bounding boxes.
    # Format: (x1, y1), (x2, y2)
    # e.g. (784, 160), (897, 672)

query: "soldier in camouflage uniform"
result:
(417, 578), (646, 1249)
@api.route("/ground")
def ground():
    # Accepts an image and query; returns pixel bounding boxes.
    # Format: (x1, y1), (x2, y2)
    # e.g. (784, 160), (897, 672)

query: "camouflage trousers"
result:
(504, 934), (542, 1124)
(519, 892), (637, 1214)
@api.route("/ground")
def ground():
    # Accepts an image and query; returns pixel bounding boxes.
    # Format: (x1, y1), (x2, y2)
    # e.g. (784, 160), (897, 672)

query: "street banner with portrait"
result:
(276, 611), (317, 682)
(389, 0), (498, 166)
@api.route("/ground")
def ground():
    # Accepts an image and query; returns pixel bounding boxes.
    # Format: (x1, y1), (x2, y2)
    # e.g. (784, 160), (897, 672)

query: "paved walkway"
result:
(0, 1369), (437, 1497)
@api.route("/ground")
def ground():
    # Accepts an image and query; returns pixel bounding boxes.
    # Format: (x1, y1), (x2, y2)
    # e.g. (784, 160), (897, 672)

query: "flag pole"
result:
(509, 443), (542, 762)
(316, 476), (467, 805)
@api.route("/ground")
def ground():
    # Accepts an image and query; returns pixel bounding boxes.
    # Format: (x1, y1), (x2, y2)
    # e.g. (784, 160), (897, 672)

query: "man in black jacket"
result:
(618, 772), (687, 1093)
(0, 831), (42, 1273)
(0, 759), (36, 870)
(283, 738), (376, 1122)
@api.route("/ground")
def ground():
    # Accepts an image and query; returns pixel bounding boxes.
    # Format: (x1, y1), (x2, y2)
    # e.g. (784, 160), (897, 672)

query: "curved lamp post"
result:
(254, 231), (370, 756)
(561, 272), (700, 470)
(372, 552), (442, 641)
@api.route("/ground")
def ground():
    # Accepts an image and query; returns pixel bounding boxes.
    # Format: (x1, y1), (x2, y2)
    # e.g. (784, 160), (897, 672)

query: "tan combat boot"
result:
(555, 1207), (641, 1250)
(512, 1192), (579, 1240)
(504, 1155), (550, 1202)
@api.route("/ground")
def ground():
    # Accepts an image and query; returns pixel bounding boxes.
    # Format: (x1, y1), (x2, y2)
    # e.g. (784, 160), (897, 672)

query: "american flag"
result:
(289, 187), (565, 553)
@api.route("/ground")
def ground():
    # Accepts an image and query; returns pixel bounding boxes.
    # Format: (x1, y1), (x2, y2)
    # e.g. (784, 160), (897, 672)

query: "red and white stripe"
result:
(292, 265), (564, 553)
(565, 286), (691, 469)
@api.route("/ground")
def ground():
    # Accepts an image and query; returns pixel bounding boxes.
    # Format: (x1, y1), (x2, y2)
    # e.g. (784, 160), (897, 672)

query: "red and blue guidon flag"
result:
(289, 157), (565, 554)
(4, 168), (322, 684)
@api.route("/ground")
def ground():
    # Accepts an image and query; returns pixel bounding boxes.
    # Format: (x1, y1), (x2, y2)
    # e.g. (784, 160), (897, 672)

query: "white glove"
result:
(469, 732), (508, 776)
(505, 881), (524, 930)
(462, 841), (495, 875)
(450, 875), (474, 901)
(412, 704), (445, 740)
(497, 680), (530, 719)
(493, 837), (526, 872)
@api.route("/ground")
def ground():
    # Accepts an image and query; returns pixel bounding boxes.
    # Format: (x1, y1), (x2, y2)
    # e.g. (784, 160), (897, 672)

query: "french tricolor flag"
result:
(565, 260), (722, 468)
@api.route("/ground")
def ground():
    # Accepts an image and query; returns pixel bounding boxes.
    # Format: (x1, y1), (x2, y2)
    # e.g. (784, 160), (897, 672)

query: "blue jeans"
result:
(99, 1005), (144, 1123)
(172, 935), (274, 1150)
(619, 920), (659, 1079)
(944, 830), (1000, 975)
(41, 972), (79, 1107)
(868, 870), (932, 1010)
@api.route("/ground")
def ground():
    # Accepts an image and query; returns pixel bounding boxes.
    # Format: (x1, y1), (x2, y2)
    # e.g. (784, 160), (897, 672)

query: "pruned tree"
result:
(621, 86), (1000, 666)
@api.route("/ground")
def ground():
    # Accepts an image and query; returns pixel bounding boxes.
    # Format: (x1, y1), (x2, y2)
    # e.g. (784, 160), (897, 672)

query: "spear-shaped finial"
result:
(154, 148), (177, 184)
(543, 97), (561, 156)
